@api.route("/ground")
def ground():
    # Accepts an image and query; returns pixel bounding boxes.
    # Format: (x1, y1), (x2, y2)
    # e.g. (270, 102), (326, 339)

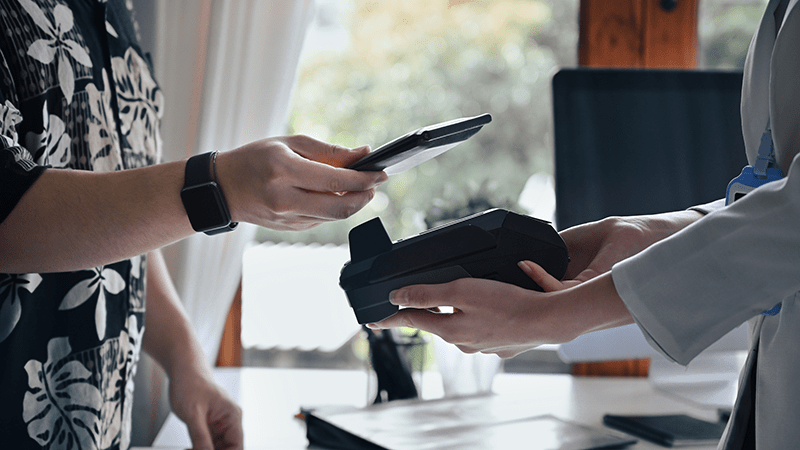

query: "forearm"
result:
(0, 161), (193, 273)
(563, 272), (634, 337)
(142, 251), (242, 448)
(612, 158), (800, 364)
(0, 136), (385, 274)
(142, 250), (212, 380)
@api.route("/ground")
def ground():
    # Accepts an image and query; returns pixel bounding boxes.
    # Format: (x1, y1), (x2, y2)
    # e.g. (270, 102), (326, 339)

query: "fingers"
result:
(180, 389), (243, 450)
(289, 134), (370, 168)
(184, 405), (214, 450)
(287, 154), (387, 198)
(368, 281), (474, 332)
(282, 135), (387, 192)
(388, 282), (465, 309)
(517, 260), (571, 292)
(208, 401), (244, 450)
(220, 136), (388, 230)
(368, 306), (454, 332)
(269, 186), (378, 224)
(369, 307), (534, 359)
(367, 278), (564, 358)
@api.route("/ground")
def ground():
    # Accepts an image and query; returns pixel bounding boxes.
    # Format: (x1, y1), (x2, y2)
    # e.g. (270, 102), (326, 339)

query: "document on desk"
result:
(304, 394), (637, 450)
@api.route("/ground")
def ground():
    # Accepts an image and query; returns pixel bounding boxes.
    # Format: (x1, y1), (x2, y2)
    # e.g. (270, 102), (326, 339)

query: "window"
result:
(698, 0), (767, 70)
(241, 0), (766, 372)
(256, 0), (578, 246)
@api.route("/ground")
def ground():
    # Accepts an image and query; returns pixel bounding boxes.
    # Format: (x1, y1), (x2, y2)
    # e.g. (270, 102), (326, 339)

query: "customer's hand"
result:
(216, 135), (387, 231)
(168, 365), (243, 450)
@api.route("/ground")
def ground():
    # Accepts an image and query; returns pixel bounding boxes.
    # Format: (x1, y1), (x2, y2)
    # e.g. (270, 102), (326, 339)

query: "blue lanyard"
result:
(726, 121), (783, 316)
(753, 120), (782, 179)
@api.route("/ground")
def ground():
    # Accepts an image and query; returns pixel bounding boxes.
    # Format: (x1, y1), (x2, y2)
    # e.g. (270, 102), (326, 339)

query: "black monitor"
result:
(552, 68), (748, 231)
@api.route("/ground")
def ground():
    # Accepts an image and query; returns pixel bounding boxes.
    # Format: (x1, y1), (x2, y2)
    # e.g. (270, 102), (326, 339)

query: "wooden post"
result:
(579, 0), (698, 69)
(572, 0), (698, 377)
(216, 280), (243, 367)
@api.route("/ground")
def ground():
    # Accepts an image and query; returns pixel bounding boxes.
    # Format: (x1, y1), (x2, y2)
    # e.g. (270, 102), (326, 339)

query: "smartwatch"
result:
(180, 151), (238, 235)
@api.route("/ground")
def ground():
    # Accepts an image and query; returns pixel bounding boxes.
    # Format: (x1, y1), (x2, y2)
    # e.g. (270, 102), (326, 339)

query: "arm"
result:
(0, 135), (386, 273)
(613, 153), (800, 364)
(142, 249), (243, 450)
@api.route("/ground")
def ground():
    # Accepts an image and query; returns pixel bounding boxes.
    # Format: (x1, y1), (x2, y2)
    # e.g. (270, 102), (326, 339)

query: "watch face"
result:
(180, 182), (232, 232)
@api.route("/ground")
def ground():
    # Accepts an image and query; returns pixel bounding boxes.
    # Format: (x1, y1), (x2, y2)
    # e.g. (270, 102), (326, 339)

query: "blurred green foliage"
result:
(256, 0), (765, 245)
(257, 0), (579, 245)
(699, 0), (766, 69)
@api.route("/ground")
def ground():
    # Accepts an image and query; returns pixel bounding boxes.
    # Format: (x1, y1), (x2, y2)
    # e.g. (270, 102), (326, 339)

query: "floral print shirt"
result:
(0, 0), (163, 448)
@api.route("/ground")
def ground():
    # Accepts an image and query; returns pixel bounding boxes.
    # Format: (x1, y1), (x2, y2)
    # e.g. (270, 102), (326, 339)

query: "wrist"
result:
(180, 152), (238, 235)
(212, 149), (247, 224)
(142, 310), (212, 381)
(640, 210), (704, 243)
(599, 210), (704, 254)
(161, 334), (213, 381)
(560, 273), (633, 339)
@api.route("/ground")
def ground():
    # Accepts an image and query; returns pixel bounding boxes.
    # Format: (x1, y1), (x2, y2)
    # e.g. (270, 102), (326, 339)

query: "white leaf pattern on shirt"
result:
(85, 69), (124, 171)
(18, 0), (93, 103)
(0, 273), (42, 343)
(106, 21), (118, 38)
(22, 337), (103, 450)
(26, 100), (72, 167)
(59, 267), (127, 340)
(22, 316), (142, 450)
(117, 315), (143, 450)
(1, 100), (23, 142)
(111, 48), (164, 167)
(3, 1), (158, 446)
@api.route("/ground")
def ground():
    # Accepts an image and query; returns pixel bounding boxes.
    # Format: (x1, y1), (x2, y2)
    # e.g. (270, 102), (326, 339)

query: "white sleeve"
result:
(612, 152), (800, 365)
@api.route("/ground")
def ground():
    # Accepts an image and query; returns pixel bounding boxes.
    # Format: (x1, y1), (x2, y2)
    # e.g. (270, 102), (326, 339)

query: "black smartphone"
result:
(347, 113), (492, 175)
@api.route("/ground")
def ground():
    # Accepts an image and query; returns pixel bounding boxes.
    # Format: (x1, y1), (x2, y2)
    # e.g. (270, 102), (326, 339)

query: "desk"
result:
(141, 367), (722, 450)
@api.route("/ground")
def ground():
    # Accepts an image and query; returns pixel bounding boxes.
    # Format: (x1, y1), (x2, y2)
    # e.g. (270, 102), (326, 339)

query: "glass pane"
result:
(698, 0), (768, 70)
(256, 0), (579, 246)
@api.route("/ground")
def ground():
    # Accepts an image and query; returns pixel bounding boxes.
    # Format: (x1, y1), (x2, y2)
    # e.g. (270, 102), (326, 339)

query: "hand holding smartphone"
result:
(347, 113), (492, 175)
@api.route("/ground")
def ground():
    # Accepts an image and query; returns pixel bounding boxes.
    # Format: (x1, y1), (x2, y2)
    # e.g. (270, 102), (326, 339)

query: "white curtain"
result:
(158, 0), (315, 363)
(131, 0), (315, 444)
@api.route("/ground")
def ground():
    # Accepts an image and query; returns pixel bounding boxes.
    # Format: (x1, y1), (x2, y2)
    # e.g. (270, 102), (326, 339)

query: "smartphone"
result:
(347, 113), (492, 175)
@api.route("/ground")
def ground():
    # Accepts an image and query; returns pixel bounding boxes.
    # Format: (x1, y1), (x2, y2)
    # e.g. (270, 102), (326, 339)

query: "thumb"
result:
(185, 407), (214, 450)
(518, 261), (576, 291)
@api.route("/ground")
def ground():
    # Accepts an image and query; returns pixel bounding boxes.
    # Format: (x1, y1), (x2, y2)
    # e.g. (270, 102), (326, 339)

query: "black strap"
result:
(184, 151), (214, 185)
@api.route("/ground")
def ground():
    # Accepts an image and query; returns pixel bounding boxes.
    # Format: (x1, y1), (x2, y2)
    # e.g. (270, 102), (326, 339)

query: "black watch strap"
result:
(181, 152), (238, 235)
(183, 151), (213, 186)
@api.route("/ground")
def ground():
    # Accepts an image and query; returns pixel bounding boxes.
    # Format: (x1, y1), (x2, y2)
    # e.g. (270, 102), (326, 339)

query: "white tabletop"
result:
(138, 367), (723, 450)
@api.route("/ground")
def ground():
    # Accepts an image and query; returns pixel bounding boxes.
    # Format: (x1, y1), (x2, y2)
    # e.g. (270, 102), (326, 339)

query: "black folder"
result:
(603, 414), (726, 447)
